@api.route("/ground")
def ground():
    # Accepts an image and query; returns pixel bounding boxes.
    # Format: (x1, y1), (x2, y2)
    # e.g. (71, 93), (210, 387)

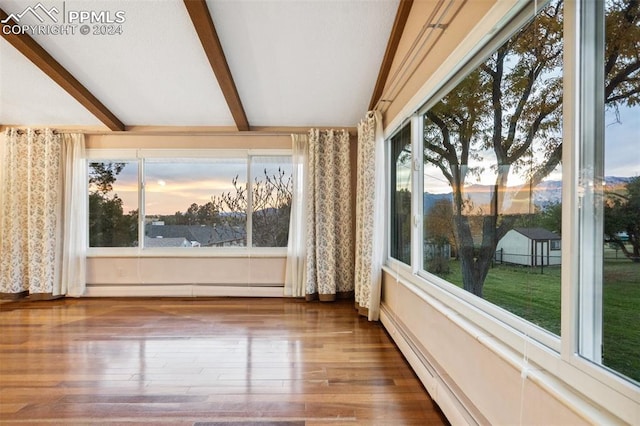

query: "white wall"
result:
(86, 256), (286, 297)
(380, 269), (622, 425)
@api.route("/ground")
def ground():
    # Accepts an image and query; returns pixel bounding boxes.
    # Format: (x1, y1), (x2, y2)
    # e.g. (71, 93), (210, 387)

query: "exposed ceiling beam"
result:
(184, 0), (250, 131)
(0, 8), (125, 131)
(368, 0), (414, 111)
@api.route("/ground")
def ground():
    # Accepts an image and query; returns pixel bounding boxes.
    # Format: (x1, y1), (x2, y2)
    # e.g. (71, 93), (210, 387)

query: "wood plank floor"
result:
(0, 297), (448, 425)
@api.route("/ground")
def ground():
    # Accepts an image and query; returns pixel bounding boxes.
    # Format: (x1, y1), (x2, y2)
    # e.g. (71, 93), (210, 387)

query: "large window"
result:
(578, 0), (640, 383)
(386, 0), (640, 394)
(88, 151), (292, 250)
(418, 0), (564, 335)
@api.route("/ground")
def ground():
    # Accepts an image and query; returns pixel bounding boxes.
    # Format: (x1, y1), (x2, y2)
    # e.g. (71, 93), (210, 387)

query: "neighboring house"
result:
(496, 227), (561, 266)
(210, 225), (247, 247)
(145, 224), (246, 247)
(144, 237), (191, 248)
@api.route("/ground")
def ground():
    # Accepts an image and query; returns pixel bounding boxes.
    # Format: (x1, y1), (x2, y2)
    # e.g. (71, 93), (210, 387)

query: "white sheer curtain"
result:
(305, 129), (353, 301)
(284, 133), (308, 297)
(0, 129), (86, 299)
(355, 111), (385, 320)
(60, 134), (87, 297)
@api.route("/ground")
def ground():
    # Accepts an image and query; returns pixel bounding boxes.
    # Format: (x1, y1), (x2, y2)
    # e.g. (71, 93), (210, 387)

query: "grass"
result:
(433, 257), (639, 383)
(602, 259), (640, 382)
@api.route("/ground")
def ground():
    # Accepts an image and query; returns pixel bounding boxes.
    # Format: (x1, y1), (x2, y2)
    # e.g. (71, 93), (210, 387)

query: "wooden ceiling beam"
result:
(0, 8), (125, 131)
(184, 0), (250, 131)
(368, 0), (414, 111)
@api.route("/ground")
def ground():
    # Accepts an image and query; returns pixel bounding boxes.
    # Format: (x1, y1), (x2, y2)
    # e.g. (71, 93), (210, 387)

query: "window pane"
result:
(601, 0), (640, 383)
(250, 156), (293, 247)
(421, 1), (563, 335)
(88, 161), (138, 248)
(390, 125), (412, 264)
(144, 159), (247, 248)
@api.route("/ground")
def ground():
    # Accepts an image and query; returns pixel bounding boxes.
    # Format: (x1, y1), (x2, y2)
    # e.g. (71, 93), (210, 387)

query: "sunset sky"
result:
(104, 157), (292, 216)
(413, 104), (639, 195)
(107, 105), (637, 216)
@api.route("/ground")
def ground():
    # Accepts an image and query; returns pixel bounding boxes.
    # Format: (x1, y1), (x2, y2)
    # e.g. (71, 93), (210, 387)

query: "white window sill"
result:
(87, 247), (287, 258)
(382, 262), (640, 422)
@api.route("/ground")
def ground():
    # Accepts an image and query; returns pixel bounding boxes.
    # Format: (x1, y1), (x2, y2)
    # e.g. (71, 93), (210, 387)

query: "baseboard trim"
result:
(84, 284), (284, 298)
(380, 304), (486, 425)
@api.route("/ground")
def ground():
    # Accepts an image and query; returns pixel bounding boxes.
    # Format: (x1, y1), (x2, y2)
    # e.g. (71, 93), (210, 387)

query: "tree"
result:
(540, 202), (562, 235)
(208, 175), (248, 244)
(164, 169), (293, 247)
(197, 202), (217, 225)
(391, 129), (412, 264)
(251, 168), (293, 247)
(419, 0), (640, 296)
(510, 202), (563, 234)
(391, 188), (412, 264)
(88, 162), (138, 247)
(425, 199), (456, 243)
(424, 198), (457, 273)
(604, 0), (640, 111)
(605, 176), (640, 262)
(88, 162), (124, 194)
(185, 203), (200, 225)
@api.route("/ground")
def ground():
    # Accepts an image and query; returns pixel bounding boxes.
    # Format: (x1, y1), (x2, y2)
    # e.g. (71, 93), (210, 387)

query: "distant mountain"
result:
(218, 211), (246, 218)
(422, 177), (632, 213)
(605, 176), (633, 188)
(532, 180), (563, 209)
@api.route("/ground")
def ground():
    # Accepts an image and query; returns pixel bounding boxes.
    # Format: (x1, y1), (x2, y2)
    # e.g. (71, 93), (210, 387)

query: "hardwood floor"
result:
(0, 297), (448, 425)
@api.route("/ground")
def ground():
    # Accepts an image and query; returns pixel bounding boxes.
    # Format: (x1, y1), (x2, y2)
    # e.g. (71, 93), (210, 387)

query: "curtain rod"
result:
(1, 126), (358, 137)
(4, 128), (60, 135)
(83, 128), (358, 136)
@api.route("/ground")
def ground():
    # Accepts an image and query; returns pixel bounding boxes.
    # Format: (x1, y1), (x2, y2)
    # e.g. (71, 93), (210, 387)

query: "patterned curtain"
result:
(0, 129), (86, 299)
(355, 112), (385, 320)
(305, 129), (354, 301)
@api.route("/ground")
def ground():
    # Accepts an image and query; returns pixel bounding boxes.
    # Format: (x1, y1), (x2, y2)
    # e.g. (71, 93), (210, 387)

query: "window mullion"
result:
(576, 0), (605, 364)
(138, 155), (145, 252)
(246, 156), (253, 248)
(564, 0), (606, 363)
(411, 113), (423, 274)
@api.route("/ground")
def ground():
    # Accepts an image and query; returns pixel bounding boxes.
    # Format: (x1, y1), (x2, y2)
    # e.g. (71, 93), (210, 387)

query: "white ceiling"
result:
(0, 0), (399, 129)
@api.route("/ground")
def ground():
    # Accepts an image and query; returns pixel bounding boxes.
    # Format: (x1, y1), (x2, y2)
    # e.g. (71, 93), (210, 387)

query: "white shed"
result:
(495, 227), (561, 266)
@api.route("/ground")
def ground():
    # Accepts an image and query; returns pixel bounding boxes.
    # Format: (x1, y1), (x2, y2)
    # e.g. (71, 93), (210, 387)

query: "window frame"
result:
(388, 122), (414, 268)
(86, 149), (140, 256)
(86, 148), (292, 258)
(383, 0), (639, 415)
(388, 0), (564, 352)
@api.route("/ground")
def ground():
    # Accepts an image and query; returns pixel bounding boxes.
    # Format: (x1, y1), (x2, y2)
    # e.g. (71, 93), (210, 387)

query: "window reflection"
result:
(421, 0), (563, 335)
(601, 0), (640, 383)
(390, 125), (412, 265)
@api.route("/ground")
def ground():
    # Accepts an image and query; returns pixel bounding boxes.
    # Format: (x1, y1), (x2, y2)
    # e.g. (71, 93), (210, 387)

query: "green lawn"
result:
(434, 258), (639, 383)
(602, 259), (640, 382)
